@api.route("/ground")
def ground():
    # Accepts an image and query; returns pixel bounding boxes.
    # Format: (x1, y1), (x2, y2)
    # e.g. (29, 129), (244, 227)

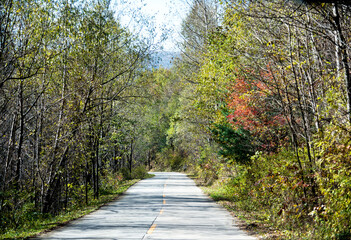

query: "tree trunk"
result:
(129, 139), (134, 175)
(333, 4), (351, 122)
(42, 146), (68, 214)
(15, 79), (24, 204)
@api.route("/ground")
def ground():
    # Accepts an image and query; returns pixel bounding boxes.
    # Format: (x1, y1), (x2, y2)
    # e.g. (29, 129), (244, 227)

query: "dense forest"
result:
(1, 0), (351, 239)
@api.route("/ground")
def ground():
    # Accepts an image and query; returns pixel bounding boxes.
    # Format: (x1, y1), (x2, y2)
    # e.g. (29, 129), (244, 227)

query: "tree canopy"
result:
(1, 0), (351, 239)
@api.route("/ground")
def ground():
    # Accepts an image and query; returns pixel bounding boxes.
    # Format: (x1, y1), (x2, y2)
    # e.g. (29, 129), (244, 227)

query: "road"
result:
(38, 172), (256, 240)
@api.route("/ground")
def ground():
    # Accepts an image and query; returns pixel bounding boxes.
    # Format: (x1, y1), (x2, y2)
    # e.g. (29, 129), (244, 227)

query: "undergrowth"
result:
(196, 147), (351, 240)
(0, 178), (146, 240)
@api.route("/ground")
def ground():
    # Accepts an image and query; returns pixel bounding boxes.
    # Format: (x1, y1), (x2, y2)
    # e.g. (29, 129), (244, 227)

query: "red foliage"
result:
(226, 69), (287, 150)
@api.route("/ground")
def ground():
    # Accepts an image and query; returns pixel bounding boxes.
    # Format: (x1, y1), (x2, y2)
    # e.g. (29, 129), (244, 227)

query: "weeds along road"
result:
(37, 172), (256, 240)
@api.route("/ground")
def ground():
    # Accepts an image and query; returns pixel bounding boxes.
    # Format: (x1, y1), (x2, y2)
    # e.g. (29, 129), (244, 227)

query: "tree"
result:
(0, 0), (153, 230)
(178, 0), (220, 82)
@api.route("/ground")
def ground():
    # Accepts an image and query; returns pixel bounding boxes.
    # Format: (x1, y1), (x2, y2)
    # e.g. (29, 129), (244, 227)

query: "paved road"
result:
(38, 172), (256, 240)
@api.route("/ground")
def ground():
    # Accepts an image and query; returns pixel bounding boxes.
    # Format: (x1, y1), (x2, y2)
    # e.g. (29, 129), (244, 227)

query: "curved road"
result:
(38, 172), (256, 240)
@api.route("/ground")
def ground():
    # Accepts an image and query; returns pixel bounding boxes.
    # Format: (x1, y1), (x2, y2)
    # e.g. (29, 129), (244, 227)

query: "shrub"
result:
(120, 167), (132, 180)
(132, 165), (148, 179)
(120, 165), (148, 180)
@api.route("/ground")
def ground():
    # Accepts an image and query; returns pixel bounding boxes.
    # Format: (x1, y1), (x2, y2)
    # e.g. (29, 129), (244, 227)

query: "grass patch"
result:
(145, 173), (155, 179)
(1, 179), (140, 240)
(200, 182), (287, 239)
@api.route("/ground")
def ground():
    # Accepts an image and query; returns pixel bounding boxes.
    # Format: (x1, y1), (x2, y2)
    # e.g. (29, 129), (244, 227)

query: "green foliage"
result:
(0, 179), (138, 239)
(179, 0), (351, 238)
(313, 123), (351, 239)
(194, 145), (221, 185)
(132, 165), (149, 180)
(120, 167), (133, 180)
(202, 150), (312, 237)
(0, 0), (153, 234)
(155, 148), (187, 171)
(202, 143), (351, 239)
(120, 165), (149, 180)
(2, 0), (351, 239)
(211, 123), (254, 164)
(204, 165), (251, 204)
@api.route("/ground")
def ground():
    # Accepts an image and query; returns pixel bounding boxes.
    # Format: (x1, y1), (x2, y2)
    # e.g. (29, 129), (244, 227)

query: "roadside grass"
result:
(190, 174), (287, 240)
(0, 177), (150, 240)
(200, 181), (320, 240)
(203, 188), (287, 239)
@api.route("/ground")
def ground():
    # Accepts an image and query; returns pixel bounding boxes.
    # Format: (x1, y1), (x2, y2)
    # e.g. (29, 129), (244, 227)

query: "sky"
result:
(112, 0), (190, 52)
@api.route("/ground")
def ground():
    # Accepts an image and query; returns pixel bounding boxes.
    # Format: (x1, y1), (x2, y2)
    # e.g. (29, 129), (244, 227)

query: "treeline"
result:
(151, 0), (351, 239)
(2, 0), (351, 238)
(0, 0), (155, 232)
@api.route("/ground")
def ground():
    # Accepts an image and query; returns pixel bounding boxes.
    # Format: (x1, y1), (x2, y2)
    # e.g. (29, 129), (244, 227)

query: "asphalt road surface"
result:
(38, 172), (256, 240)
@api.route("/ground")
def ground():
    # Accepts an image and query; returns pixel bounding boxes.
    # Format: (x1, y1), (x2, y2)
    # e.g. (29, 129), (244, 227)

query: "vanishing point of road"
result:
(38, 172), (256, 240)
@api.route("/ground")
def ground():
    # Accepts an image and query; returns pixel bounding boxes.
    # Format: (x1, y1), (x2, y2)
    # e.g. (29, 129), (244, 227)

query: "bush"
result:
(120, 167), (132, 180)
(120, 165), (148, 180)
(314, 124), (351, 239)
(210, 123), (254, 164)
(132, 165), (148, 179)
(155, 148), (187, 171)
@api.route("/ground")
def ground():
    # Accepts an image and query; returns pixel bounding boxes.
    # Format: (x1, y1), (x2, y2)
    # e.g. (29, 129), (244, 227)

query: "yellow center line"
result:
(163, 182), (166, 204)
(146, 180), (168, 236)
(147, 224), (157, 234)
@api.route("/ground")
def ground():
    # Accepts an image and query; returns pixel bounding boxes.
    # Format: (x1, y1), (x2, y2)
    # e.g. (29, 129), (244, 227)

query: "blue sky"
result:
(112, 0), (189, 52)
